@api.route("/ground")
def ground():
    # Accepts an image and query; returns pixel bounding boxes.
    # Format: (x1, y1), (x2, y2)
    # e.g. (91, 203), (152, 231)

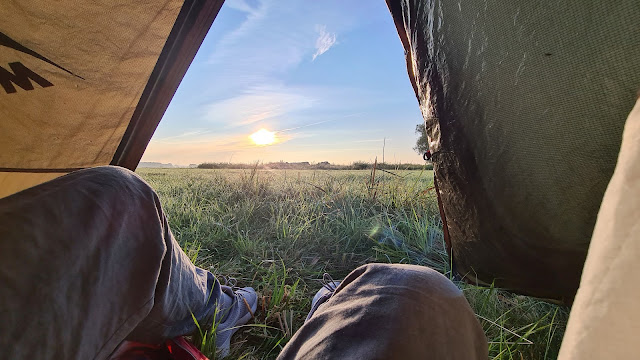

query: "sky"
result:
(141, 0), (424, 166)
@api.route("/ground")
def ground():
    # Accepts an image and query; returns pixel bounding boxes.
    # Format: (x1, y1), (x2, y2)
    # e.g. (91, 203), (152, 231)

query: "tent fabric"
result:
(0, 173), (66, 198)
(387, 0), (640, 302)
(559, 97), (640, 359)
(0, 0), (223, 199)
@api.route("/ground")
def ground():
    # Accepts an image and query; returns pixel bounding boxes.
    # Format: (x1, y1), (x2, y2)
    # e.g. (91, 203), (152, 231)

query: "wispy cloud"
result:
(208, 1), (348, 87)
(225, 0), (260, 14)
(353, 138), (389, 143)
(154, 129), (212, 142)
(276, 119), (335, 133)
(208, 0), (306, 86)
(312, 25), (337, 60)
(204, 85), (316, 126)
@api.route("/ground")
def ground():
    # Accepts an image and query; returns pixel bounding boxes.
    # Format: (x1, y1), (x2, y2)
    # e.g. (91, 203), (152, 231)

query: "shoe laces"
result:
(305, 273), (340, 323)
(321, 273), (339, 294)
(218, 275), (238, 288)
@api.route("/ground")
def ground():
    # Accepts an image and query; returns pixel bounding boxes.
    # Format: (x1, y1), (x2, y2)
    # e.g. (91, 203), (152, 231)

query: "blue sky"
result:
(141, 0), (424, 165)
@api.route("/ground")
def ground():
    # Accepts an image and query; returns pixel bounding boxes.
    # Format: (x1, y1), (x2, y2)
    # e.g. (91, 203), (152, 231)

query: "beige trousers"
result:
(558, 100), (640, 358)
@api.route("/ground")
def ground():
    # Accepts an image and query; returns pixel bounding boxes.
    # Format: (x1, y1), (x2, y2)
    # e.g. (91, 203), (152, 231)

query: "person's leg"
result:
(277, 263), (487, 360)
(0, 166), (254, 360)
(558, 98), (640, 359)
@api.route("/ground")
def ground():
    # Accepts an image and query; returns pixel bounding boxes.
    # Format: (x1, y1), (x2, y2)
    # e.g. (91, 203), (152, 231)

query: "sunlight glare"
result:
(249, 128), (276, 145)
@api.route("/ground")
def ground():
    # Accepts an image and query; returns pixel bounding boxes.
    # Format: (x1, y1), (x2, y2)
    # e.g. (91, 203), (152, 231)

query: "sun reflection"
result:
(249, 129), (276, 145)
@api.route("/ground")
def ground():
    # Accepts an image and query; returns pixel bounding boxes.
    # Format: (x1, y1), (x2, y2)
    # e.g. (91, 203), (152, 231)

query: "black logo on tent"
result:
(0, 31), (84, 94)
(0, 62), (54, 93)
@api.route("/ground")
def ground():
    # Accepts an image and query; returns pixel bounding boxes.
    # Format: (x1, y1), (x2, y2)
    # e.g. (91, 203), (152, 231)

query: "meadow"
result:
(137, 167), (568, 360)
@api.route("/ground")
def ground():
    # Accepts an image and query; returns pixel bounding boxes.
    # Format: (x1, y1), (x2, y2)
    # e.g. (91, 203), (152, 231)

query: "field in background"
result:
(137, 168), (568, 360)
(195, 161), (432, 171)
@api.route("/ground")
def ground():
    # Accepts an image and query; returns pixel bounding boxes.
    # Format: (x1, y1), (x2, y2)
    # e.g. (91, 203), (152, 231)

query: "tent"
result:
(0, 0), (223, 198)
(1, 0), (638, 305)
(386, 0), (640, 303)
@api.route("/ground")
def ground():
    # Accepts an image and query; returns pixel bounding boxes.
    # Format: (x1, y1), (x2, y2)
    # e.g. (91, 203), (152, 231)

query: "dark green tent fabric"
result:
(387, 0), (640, 302)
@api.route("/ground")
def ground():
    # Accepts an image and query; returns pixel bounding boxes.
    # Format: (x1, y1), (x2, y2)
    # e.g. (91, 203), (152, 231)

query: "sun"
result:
(249, 128), (276, 145)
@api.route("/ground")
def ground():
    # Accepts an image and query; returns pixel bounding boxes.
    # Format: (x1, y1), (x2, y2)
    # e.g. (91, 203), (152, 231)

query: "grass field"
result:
(137, 167), (568, 360)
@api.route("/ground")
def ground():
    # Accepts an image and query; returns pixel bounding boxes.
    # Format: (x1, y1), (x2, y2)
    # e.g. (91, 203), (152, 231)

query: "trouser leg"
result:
(277, 263), (487, 360)
(558, 98), (640, 359)
(0, 166), (223, 360)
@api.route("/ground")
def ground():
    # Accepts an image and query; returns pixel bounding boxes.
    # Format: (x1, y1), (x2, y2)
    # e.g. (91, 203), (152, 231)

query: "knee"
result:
(57, 166), (164, 226)
(70, 166), (167, 249)
(345, 263), (462, 298)
(70, 166), (158, 202)
(76, 165), (147, 187)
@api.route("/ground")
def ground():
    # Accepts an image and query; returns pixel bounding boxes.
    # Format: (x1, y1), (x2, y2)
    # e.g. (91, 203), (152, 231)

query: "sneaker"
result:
(214, 286), (258, 357)
(305, 273), (341, 323)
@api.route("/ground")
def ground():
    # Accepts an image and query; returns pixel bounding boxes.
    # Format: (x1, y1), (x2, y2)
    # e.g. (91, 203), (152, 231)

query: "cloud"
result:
(312, 25), (337, 60)
(204, 85), (316, 126)
(155, 129), (212, 142)
(208, 2), (346, 87)
(208, 0), (306, 86)
(225, 0), (260, 14)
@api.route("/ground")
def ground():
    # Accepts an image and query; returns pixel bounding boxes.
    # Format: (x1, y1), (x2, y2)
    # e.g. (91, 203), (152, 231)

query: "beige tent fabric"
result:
(0, 0), (182, 196)
(0, 173), (66, 199)
(559, 98), (640, 359)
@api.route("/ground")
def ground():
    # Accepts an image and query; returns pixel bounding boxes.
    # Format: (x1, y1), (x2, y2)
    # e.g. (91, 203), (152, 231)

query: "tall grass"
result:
(138, 168), (568, 359)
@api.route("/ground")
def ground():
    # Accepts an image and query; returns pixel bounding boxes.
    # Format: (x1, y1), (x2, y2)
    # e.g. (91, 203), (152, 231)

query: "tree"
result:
(413, 123), (429, 155)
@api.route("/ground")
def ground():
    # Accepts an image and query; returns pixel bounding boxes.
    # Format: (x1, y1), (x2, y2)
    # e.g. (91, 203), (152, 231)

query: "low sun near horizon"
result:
(250, 129), (276, 146)
(141, 0), (425, 165)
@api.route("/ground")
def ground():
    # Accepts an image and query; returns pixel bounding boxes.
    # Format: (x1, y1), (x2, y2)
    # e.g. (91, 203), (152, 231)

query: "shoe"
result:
(214, 286), (258, 357)
(110, 337), (209, 360)
(305, 273), (341, 323)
